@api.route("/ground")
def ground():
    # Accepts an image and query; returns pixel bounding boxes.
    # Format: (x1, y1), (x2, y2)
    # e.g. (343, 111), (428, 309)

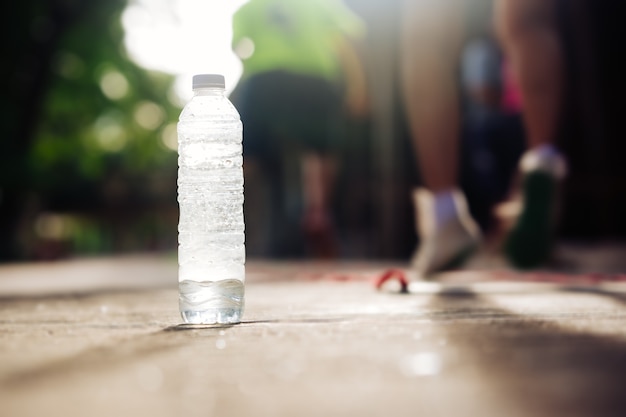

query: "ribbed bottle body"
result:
(177, 88), (245, 324)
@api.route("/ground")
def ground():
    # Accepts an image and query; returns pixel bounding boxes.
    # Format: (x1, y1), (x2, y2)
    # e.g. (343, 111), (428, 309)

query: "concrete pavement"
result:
(1, 254), (626, 417)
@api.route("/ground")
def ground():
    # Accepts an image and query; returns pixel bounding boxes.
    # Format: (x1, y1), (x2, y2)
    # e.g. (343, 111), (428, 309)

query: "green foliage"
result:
(30, 0), (180, 201)
(0, 0), (182, 259)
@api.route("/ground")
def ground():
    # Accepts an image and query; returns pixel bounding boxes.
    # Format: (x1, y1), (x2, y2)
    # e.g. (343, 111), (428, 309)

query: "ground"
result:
(0, 247), (625, 417)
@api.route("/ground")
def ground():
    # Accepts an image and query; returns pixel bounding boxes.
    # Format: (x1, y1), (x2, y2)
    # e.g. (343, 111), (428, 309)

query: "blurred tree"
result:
(0, 0), (180, 260)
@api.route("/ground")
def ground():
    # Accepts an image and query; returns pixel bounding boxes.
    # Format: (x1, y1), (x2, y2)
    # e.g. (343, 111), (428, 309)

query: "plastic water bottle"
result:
(177, 74), (245, 324)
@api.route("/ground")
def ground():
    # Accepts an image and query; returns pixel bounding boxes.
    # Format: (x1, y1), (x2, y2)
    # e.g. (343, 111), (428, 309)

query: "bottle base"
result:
(180, 308), (243, 325)
(178, 279), (244, 325)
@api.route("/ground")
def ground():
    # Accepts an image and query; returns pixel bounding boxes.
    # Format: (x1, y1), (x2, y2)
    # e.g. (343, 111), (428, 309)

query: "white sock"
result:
(520, 144), (567, 178)
(432, 190), (459, 229)
(414, 188), (474, 236)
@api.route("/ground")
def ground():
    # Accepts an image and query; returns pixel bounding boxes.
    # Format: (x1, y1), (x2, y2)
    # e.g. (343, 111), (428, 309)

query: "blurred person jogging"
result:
(231, 0), (366, 258)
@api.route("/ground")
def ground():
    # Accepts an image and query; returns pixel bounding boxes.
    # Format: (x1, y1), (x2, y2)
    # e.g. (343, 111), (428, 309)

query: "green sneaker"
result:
(504, 147), (566, 269)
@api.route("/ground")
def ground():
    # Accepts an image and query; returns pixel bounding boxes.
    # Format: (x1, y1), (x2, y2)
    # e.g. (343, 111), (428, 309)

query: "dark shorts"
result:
(231, 71), (343, 159)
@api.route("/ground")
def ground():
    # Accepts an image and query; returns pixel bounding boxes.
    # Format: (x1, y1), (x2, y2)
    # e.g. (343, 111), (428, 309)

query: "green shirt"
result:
(232, 0), (364, 83)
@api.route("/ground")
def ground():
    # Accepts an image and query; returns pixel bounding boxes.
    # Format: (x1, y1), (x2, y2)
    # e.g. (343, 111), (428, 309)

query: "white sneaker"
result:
(411, 188), (482, 279)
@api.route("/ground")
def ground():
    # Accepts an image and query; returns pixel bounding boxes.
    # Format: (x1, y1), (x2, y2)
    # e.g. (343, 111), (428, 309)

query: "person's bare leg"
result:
(495, 0), (563, 149)
(301, 152), (338, 258)
(400, 0), (464, 192)
(400, 0), (480, 277)
(495, 0), (567, 268)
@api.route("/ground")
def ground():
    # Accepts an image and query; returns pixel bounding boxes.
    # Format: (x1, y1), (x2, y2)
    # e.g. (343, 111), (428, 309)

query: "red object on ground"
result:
(374, 269), (409, 293)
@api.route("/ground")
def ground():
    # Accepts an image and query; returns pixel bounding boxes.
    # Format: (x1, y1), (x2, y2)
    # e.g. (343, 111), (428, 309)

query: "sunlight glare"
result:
(122, 0), (249, 101)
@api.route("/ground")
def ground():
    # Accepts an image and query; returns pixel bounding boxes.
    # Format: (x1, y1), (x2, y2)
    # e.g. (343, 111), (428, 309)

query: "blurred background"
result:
(1, 0), (625, 263)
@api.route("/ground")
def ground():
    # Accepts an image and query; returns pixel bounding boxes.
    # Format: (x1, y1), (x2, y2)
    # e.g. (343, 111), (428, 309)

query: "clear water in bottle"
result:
(179, 279), (244, 324)
(177, 74), (245, 324)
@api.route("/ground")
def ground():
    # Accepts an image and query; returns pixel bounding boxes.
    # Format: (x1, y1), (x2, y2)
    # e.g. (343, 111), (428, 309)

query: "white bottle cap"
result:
(192, 74), (225, 89)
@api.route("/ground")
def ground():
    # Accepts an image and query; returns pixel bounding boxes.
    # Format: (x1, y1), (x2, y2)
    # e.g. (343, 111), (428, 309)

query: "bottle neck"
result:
(193, 87), (225, 96)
